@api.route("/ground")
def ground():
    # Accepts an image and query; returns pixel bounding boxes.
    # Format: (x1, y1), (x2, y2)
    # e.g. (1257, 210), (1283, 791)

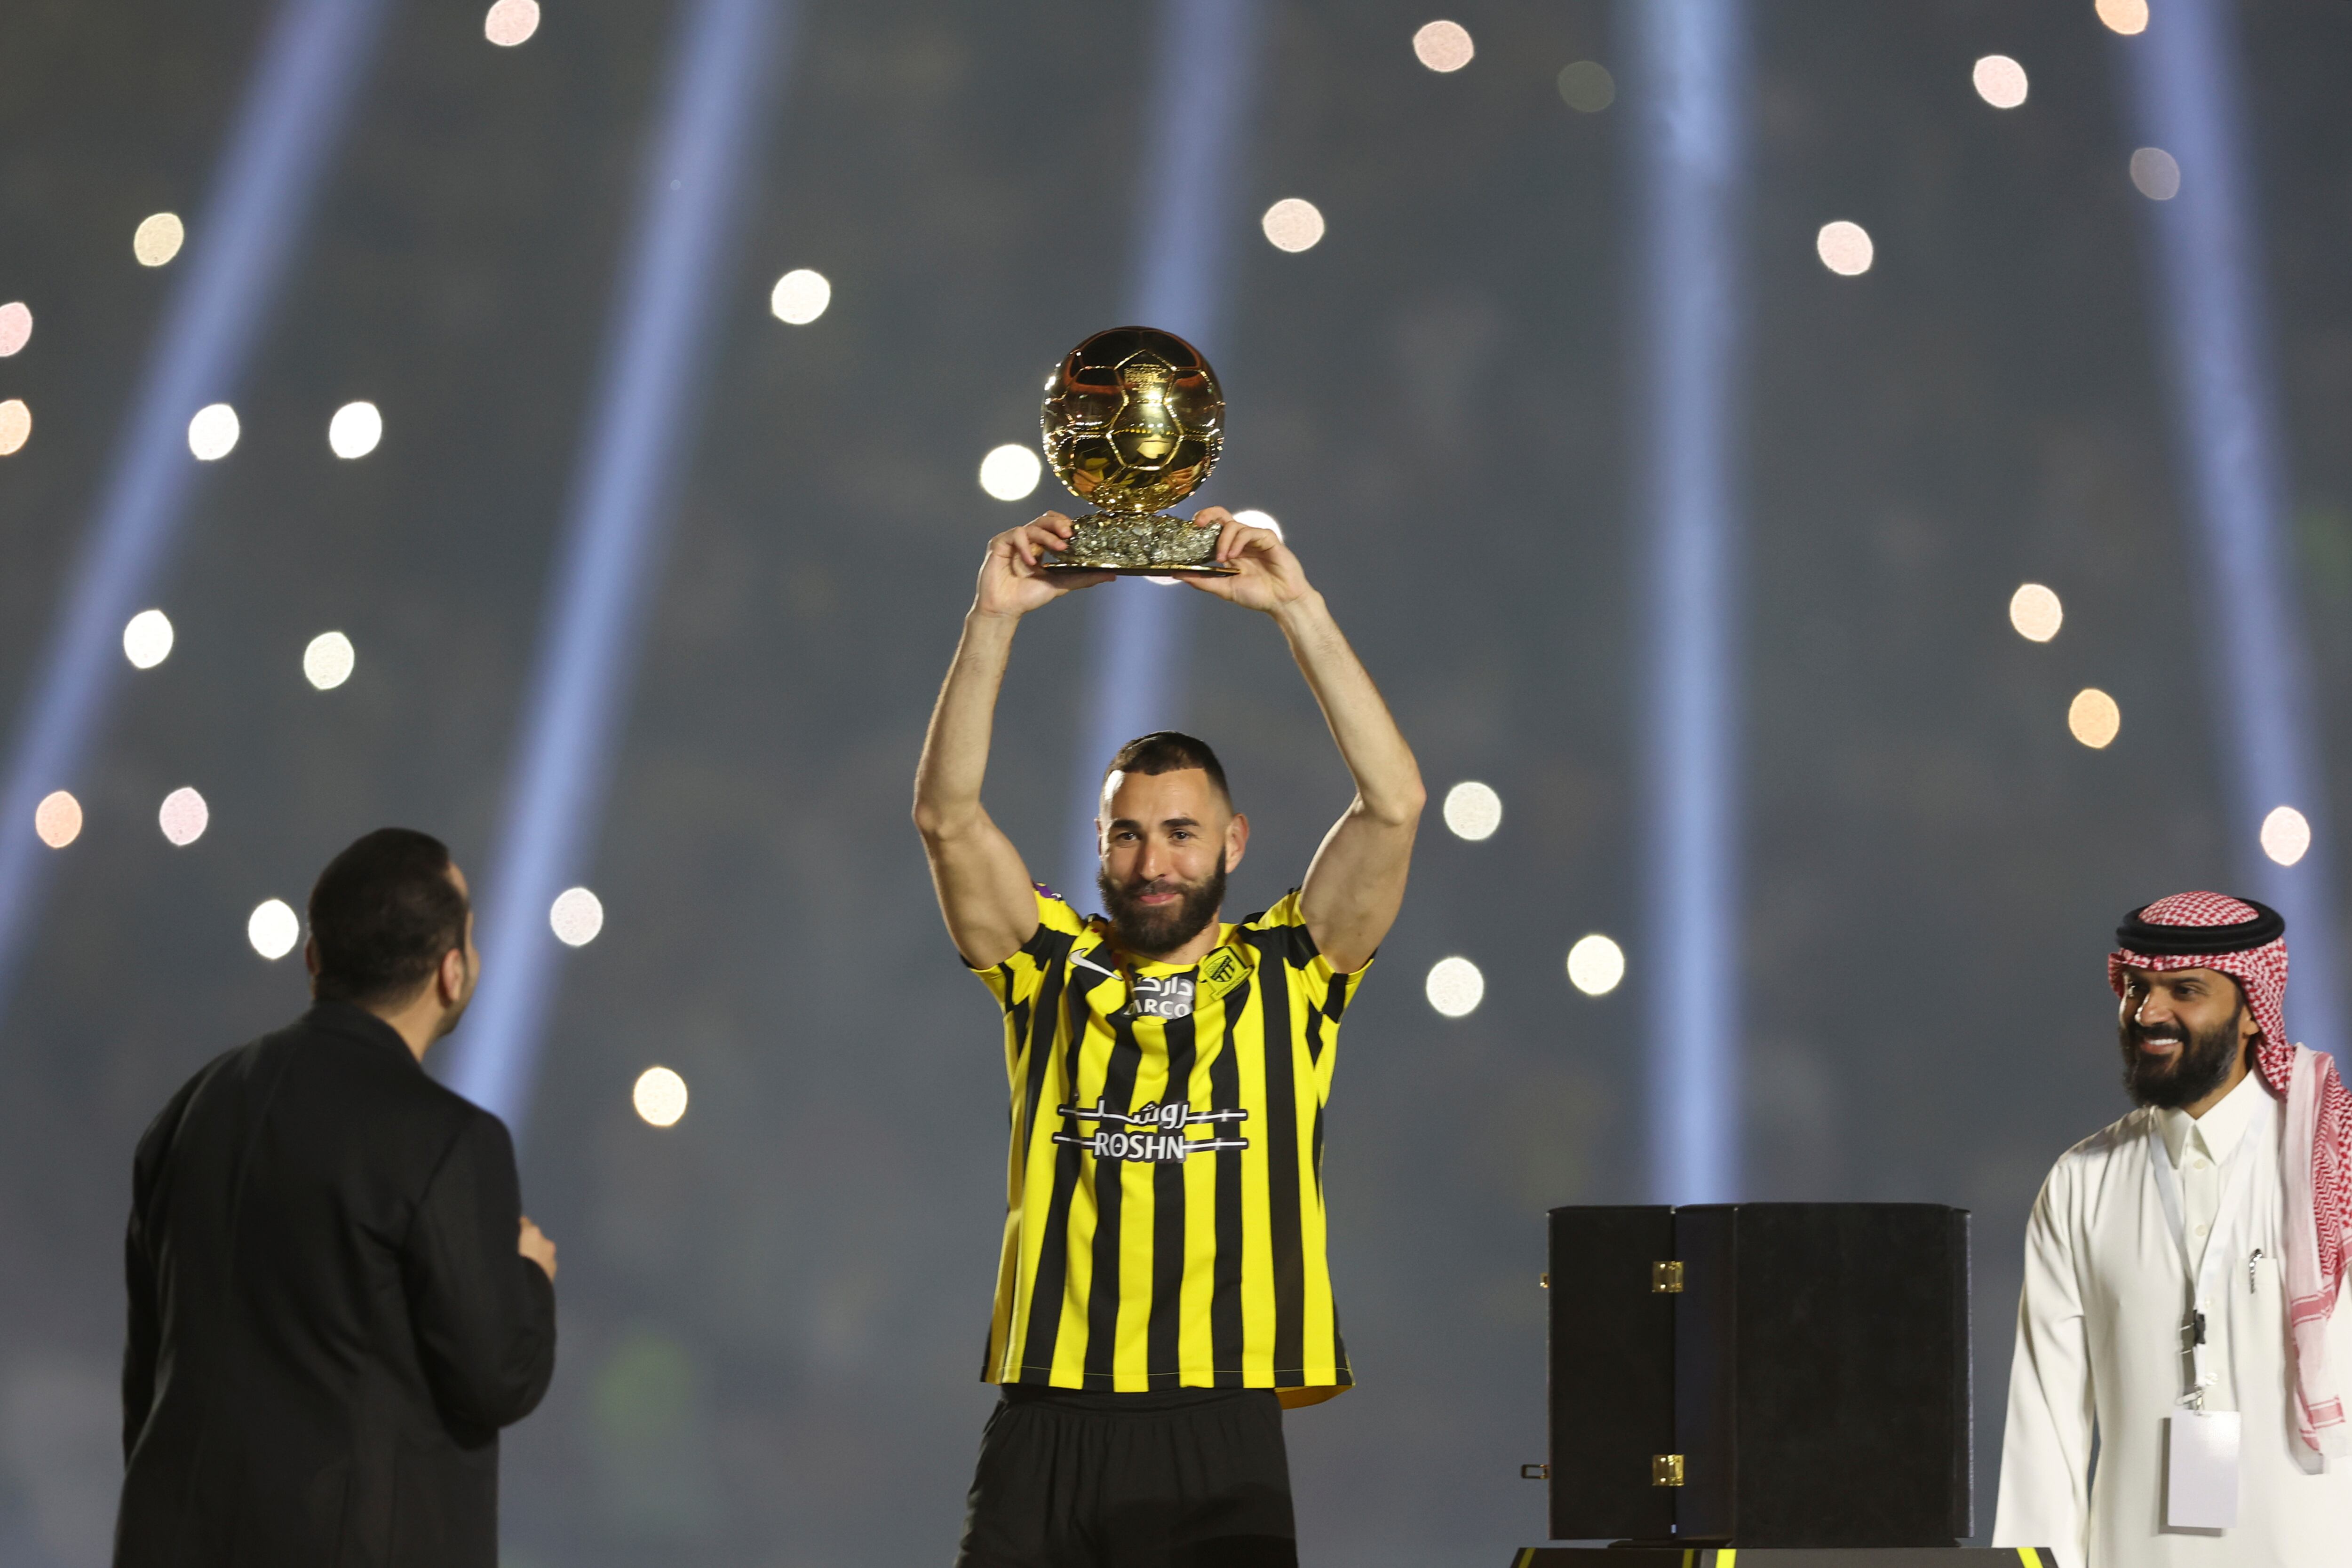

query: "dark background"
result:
(4, 1), (2351, 1563)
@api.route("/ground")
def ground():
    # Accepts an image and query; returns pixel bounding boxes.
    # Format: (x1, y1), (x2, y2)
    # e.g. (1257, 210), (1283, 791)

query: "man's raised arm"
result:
(1186, 510), (1423, 972)
(913, 515), (1108, 969)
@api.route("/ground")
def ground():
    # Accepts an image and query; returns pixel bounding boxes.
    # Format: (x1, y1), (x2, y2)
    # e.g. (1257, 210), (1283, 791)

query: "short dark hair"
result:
(308, 828), (469, 1007)
(1103, 731), (1231, 806)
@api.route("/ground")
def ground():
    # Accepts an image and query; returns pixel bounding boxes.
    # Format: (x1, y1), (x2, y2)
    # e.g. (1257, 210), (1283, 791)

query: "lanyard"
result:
(2145, 1117), (2257, 1407)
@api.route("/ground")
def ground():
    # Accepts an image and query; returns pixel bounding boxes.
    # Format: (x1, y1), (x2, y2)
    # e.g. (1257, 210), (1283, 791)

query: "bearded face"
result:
(1099, 854), (1228, 960)
(2118, 995), (2248, 1110)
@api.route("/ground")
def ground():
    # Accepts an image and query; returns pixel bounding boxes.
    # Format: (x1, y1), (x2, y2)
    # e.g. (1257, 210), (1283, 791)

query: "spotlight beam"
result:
(1059, 0), (1266, 903)
(1628, 0), (1751, 1204)
(443, 0), (792, 1130)
(0, 0), (392, 1032)
(2116, 0), (2344, 1060)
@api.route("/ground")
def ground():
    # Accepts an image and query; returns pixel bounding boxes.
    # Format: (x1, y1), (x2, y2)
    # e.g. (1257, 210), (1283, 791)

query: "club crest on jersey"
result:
(1051, 1097), (1249, 1162)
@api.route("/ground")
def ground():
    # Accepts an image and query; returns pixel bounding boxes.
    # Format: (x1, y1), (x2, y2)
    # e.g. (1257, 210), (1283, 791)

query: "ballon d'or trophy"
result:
(1037, 326), (1237, 577)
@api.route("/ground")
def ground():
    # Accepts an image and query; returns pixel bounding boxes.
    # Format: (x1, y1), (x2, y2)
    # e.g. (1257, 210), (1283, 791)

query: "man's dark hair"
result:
(1103, 731), (1231, 806)
(308, 828), (469, 1007)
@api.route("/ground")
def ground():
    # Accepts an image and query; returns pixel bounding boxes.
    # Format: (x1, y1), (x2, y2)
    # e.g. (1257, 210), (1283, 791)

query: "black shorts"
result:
(953, 1386), (1297, 1568)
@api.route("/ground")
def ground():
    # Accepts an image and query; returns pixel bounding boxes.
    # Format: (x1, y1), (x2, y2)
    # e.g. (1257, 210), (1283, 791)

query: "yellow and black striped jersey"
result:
(971, 887), (1365, 1405)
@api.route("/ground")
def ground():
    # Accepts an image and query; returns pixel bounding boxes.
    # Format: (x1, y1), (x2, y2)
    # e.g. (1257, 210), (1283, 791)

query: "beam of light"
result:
(0, 0), (390, 1034)
(2116, 0), (2344, 1061)
(442, 0), (791, 1129)
(1060, 0), (1266, 905)
(1626, 0), (1749, 1204)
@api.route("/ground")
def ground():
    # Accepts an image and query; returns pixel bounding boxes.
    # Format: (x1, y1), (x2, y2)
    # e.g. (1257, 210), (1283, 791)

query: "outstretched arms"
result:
(1185, 509), (1423, 973)
(914, 515), (1108, 969)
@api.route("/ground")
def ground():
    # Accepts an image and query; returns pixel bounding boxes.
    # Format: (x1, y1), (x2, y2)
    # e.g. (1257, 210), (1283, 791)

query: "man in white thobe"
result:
(1994, 892), (2352, 1567)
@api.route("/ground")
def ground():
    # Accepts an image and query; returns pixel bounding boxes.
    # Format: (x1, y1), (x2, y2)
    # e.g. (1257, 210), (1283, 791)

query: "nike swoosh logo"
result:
(1070, 951), (1119, 979)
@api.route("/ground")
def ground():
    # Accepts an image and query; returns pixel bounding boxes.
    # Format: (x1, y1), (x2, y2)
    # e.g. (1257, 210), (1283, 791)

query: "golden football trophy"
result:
(1037, 326), (1237, 576)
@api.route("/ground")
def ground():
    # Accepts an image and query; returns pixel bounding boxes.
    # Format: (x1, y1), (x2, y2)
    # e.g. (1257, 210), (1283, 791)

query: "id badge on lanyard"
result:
(2146, 1123), (2250, 1529)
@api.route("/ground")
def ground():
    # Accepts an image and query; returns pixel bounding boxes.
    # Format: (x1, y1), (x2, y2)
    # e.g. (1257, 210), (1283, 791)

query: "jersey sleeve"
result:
(1244, 889), (1370, 1005)
(970, 888), (1089, 1010)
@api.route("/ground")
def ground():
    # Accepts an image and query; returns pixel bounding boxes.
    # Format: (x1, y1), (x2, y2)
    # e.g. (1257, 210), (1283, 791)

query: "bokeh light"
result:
(2068, 688), (2121, 749)
(33, 791), (81, 849)
(770, 267), (831, 324)
(1231, 508), (1283, 540)
(1441, 781), (1501, 841)
(484, 0), (540, 46)
(551, 886), (604, 946)
(1412, 20), (1474, 72)
(634, 1065), (689, 1127)
(2260, 806), (2312, 867)
(187, 403), (239, 460)
(159, 787), (209, 847)
(1972, 55), (2028, 109)
(1557, 61), (1615, 113)
(1261, 198), (1325, 253)
(1566, 934), (1626, 997)
(2096, 0), (2149, 36)
(0, 399), (29, 457)
(2008, 583), (2063, 642)
(1425, 956), (1485, 1018)
(247, 898), (301, 960)
(133, 213), (185, 267)
(122, 609), (175, 669)
(304, 631), (356, 689)
(1816, 220), (1875, 276)
(0, 301), (30, 357)
(2130, 147), (2181, 201)
(328, 400), (382, 458)
(978, 443), (1042, 501)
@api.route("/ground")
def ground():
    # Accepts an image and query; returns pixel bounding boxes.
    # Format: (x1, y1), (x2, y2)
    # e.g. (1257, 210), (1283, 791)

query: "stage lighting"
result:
(303, 631), (355, 689)
(978, 443), (1042, 501)
(1425, 956), (1484, 1018)
(0, 302), (29, 356)
(770, 267), (831, 324)
(549, 886), (604, 947)
(327, 400), (381, 458)
(187, 403), (240, 460)
(1973, 55), (2028, 109)
(1231, 508), (1282, 539)
(2008, 583), (2062, 642)
(247, 898), (300, 959)
(1442, 781), (1502, 841)
(0, 399), (27, 457)
(159, 787), (209, 847)
(1557, 61), (1615, 113)
(1566, 934), (1626, 997)
(33, 792), (81, 849)
(2097, 0), (2149, 36)
(1261, 198), (1325, 253)
(633, 1065), (689, 1126)
(1412, 21), (1474, 72)
(2261, 807), (2312, 868)
(484, 0), (540, 47)
(133, 213), (185, 267)
(2130, 147), (2181, 200)
(2068, 688), (2121, 749)
(122, 610), (175, 669)
(1816, 220), (1874, 276)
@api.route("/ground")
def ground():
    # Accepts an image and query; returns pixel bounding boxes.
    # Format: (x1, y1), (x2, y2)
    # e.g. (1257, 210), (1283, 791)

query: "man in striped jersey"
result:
(915, 507), (1424, 1567)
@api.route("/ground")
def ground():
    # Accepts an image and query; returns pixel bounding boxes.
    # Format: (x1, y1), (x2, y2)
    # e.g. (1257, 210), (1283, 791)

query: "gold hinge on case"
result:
(1651, 1453), (1685, 1487)
(1539, 1273), (1550, 1289)
(1652, 1260), (1685, 1293)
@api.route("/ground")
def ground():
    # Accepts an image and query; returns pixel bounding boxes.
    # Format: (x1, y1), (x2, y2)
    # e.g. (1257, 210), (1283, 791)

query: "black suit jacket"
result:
(116, 1002), (556, 1568)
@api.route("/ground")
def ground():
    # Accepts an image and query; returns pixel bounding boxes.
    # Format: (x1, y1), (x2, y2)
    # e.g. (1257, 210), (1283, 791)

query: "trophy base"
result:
(1038, 512), (1240, 577)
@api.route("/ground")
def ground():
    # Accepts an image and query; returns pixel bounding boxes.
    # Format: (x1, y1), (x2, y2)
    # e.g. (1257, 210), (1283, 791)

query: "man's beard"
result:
(2118, 1005), (2246, 1109)
(1099, 855), (1228, 959)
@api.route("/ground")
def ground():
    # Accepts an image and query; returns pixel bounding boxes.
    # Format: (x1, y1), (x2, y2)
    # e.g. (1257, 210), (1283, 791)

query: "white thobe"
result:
(1993, 1069), (2352, 1566)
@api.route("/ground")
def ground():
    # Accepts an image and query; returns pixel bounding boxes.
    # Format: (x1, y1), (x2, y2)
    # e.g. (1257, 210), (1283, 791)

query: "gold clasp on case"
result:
(1652, 1454), (1685, 1487)
(1651, 1260), (1685, 1293)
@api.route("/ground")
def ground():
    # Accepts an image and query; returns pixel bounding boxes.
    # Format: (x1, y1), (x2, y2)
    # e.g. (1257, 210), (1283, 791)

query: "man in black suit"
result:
(115, 827), (558, 1568)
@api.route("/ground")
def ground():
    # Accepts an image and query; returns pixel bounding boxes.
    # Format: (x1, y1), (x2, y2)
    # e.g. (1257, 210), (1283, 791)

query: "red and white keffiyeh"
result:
(2109, 890), (2352, 1456)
